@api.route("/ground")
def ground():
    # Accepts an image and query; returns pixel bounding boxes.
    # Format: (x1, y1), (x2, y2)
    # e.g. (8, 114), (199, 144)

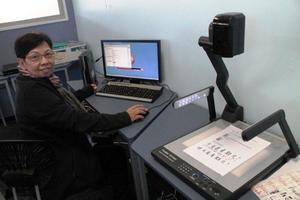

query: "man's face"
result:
(17, 41), (55, 78)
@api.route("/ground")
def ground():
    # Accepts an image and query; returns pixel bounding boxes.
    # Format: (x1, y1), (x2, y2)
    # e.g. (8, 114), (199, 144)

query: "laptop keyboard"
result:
(96, 82), (163, 103)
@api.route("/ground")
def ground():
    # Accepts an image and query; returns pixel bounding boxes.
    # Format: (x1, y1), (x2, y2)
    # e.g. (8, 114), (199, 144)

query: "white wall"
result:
(72, 0), (300, 143)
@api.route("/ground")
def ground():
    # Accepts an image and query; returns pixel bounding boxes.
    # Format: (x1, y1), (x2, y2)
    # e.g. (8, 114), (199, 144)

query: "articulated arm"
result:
(242, 109), (300, 158)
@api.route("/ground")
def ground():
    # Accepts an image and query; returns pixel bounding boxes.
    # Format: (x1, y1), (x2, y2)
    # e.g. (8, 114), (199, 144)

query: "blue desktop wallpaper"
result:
(104, 42), (160, 81)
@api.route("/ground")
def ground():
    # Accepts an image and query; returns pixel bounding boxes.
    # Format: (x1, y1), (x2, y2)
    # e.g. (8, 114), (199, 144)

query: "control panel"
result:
(152, 147), (232, 200)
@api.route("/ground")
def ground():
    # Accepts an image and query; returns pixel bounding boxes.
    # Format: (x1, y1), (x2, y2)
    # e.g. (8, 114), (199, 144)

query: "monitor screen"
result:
(101, 40), (161, 82)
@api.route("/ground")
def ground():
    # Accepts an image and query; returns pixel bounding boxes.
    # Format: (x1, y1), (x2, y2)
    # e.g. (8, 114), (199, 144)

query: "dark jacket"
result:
(15, 75), (132, 200)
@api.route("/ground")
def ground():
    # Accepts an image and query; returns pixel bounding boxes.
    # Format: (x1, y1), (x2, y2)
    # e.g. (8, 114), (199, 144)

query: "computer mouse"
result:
(142, 110), (149, 117)
(135, 111), (149, 122)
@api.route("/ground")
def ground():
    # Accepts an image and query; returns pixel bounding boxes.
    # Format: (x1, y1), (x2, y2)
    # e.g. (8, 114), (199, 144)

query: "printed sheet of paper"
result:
(252, 170), (300, 200)
(183, 125), (271, 176)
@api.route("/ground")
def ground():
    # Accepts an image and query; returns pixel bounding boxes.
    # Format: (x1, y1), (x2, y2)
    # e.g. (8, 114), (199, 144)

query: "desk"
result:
(67, 80), (176, 199)
(131, 103), (260, 200)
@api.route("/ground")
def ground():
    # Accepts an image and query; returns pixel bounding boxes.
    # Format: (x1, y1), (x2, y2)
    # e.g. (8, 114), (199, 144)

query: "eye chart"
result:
(184, 125), (271, 176)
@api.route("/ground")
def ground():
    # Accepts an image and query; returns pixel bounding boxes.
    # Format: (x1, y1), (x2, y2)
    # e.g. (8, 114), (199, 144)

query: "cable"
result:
(95, 56), (103, 63)
(160, 83), (171, 90)
(148, 88), (177, 112)
(93, 55), (104, 78)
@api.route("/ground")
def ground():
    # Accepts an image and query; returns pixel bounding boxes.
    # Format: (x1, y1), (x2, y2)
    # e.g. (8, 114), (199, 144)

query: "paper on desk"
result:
(252, 155), (300, 200)
(183, 125), (271, 176)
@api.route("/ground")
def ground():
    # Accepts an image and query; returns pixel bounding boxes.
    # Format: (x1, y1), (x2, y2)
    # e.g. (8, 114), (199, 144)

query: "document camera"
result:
(209, 12), (245, 57)
(152, 12), (299, 200)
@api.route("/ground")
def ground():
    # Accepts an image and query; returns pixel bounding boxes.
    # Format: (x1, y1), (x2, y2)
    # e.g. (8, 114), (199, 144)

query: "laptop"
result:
(96, 40), (163, 103)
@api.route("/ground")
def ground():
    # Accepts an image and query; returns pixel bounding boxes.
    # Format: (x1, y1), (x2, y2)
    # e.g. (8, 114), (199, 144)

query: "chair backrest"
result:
(0, 126), (56, 197)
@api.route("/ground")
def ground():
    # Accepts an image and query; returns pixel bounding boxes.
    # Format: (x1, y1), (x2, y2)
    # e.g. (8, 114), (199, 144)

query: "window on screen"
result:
(0, 0), (68, 31)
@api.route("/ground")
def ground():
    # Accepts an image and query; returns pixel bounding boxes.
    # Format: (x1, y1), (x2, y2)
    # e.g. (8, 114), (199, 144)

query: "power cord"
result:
(93, 56), (104, 78)
(148, 85), (177, 112)
(95, 56), (103, 63)
(160, 83), (171, 90)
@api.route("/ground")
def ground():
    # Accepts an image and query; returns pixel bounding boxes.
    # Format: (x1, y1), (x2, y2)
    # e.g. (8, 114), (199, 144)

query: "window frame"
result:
(0, 0), (68, 31)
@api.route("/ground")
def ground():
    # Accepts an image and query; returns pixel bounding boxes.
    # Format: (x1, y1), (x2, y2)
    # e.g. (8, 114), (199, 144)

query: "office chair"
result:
(0, 126), (56, 200)
(0, 105), (6, 126)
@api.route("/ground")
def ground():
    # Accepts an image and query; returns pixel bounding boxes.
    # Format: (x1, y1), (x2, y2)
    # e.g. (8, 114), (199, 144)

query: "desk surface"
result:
(131, 103), (260, 200)
(68, 80), (176, 142)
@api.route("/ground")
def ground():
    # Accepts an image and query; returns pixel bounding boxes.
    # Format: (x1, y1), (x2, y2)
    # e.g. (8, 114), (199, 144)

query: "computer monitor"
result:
(101, 40), (161, 82)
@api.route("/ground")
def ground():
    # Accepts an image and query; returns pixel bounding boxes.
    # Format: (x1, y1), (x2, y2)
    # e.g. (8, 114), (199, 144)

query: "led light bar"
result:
(172, 86), (216, 122)
(173, 87), (211, 109)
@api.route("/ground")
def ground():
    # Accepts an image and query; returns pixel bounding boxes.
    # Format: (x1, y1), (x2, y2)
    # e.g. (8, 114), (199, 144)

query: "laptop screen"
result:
(101, 40), (161, 82)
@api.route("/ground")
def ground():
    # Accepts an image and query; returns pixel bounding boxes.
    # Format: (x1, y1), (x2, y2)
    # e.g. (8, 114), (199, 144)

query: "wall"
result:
(72, 0), (300, 143)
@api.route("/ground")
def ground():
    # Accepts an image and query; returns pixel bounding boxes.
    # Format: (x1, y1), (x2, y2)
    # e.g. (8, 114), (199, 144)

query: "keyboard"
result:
(96, 82), (163, 103)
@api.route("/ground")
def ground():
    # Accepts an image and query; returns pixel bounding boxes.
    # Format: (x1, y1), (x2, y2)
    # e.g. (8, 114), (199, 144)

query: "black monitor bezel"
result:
(101, 39), (161, 82)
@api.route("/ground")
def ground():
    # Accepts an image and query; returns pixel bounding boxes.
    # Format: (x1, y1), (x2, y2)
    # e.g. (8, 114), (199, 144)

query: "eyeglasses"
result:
(25, 51), (55, 63)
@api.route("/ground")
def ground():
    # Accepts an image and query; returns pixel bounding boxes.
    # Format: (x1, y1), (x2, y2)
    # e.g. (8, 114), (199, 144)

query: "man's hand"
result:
(90, 83), (97, 93)
(127, 105), (148, 122)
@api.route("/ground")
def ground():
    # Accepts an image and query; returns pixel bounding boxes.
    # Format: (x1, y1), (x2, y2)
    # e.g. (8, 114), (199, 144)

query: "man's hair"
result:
(14, 32), (53, 58)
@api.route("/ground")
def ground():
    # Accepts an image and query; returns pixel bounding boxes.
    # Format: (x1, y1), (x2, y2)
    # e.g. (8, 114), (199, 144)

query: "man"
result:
(14, 32), (148, 200)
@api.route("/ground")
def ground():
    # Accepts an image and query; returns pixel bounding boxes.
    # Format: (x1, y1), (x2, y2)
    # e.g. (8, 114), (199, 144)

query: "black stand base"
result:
(222, 105), (244, 123)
